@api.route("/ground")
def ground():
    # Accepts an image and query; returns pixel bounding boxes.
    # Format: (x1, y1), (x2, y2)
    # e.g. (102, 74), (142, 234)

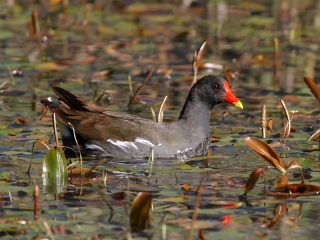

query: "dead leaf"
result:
(244, 168), (266, 194)
(244, 137), (286, 173)
(130, 192), (152, 232)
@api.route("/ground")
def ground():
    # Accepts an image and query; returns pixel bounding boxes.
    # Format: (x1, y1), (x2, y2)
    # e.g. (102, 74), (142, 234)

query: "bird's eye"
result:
(212, 84), (220, 90)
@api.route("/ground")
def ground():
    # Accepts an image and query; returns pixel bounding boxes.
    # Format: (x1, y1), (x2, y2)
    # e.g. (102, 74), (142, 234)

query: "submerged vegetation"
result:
(0, 0), (319, 239)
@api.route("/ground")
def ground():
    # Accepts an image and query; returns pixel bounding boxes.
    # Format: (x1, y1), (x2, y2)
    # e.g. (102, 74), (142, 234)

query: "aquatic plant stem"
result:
(0, 182), (3, 206)
(128, 75), (133, 97)
(279, 99), (291, 138)
(150, 107), (156, 122)
(68, 122), (83, 176)
(27, 139), (50, 173)
(188, 174), (204, 240)
(147, 148), (154, 183)
(304, 76), (320, 101)
(158, 96), (168, 123)
(261, 104), (266, 138)
(192, 50), (197, 85)
(5, 65), (15, 85)
(91, 181), (114, 212)
(41, 220), (54, 240)
(34, 185), (39, 220)
(223, 66), (231, 83)
(129, 70), (154, 106)
(161, 214), (168, 240)
(52, 111), (59, 148)
(273, 37), (279, 90)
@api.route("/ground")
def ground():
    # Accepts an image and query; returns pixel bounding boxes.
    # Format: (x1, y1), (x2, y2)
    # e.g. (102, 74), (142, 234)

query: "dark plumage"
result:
(41, 75), (243, 160)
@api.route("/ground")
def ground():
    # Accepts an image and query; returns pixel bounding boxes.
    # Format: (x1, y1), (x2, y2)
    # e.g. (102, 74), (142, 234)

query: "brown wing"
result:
(52, 87), (107, 112)
(50, 87), (163, 144)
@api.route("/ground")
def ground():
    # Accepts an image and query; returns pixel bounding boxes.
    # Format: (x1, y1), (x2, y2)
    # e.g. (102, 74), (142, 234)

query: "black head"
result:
(189, 75), (242, 109)
(179, 75), (242, 120)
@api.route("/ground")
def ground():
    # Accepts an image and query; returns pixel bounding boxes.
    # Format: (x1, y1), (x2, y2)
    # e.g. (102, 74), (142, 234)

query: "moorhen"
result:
(41, 75), (243, 160)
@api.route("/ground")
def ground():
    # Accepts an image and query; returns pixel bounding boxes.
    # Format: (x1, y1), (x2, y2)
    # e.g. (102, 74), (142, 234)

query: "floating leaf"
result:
(167, 219), (218, 230)
(210, 200), (242, 208)
(285, 183), (320, 193)
(35, 62), (66, 71)
(110, 191), (126, 200)
(42, 147), (68, 194)
(243, 168), (266, 194)
(244, 137), (286, 173)
(69, 168), (97, 176)
(130, 192), (152, 232)
(15, 118), (28, 125)
(183, 186), (221, 196)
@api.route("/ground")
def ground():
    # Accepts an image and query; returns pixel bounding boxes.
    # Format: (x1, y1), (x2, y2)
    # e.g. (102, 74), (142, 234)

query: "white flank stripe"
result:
(107, 139), (138, 151)
(134, 137), (155, 147)
(86, 143), (105, 152)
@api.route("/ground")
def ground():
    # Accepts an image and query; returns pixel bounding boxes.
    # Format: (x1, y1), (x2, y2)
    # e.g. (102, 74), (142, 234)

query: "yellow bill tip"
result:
(233, 101), (243, 109)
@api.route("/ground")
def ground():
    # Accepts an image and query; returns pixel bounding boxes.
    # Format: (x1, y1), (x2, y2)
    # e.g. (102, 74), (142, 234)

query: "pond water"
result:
(0, 0), (320, 239)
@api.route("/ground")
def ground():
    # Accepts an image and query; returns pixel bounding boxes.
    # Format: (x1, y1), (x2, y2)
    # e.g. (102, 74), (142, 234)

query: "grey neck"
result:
(178, 101), (211, 137)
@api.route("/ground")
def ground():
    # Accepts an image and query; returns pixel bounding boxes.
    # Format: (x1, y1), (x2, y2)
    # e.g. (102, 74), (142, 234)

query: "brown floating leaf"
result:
(308, 129), (320, 141)
(35, 62), (66, 71)
(274, 172), (288, 190)
(183, 186), (221, 196)
(15, 118), (28, 125)
(69, 168), (97, 176)
(244, 168), (266, 195)
(285, 183), (320, 193)
(244, 137), (286, 173)
(110, 191), (126, 200)
(304, 76), (320, 101)
(130, 192), (153, 232)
